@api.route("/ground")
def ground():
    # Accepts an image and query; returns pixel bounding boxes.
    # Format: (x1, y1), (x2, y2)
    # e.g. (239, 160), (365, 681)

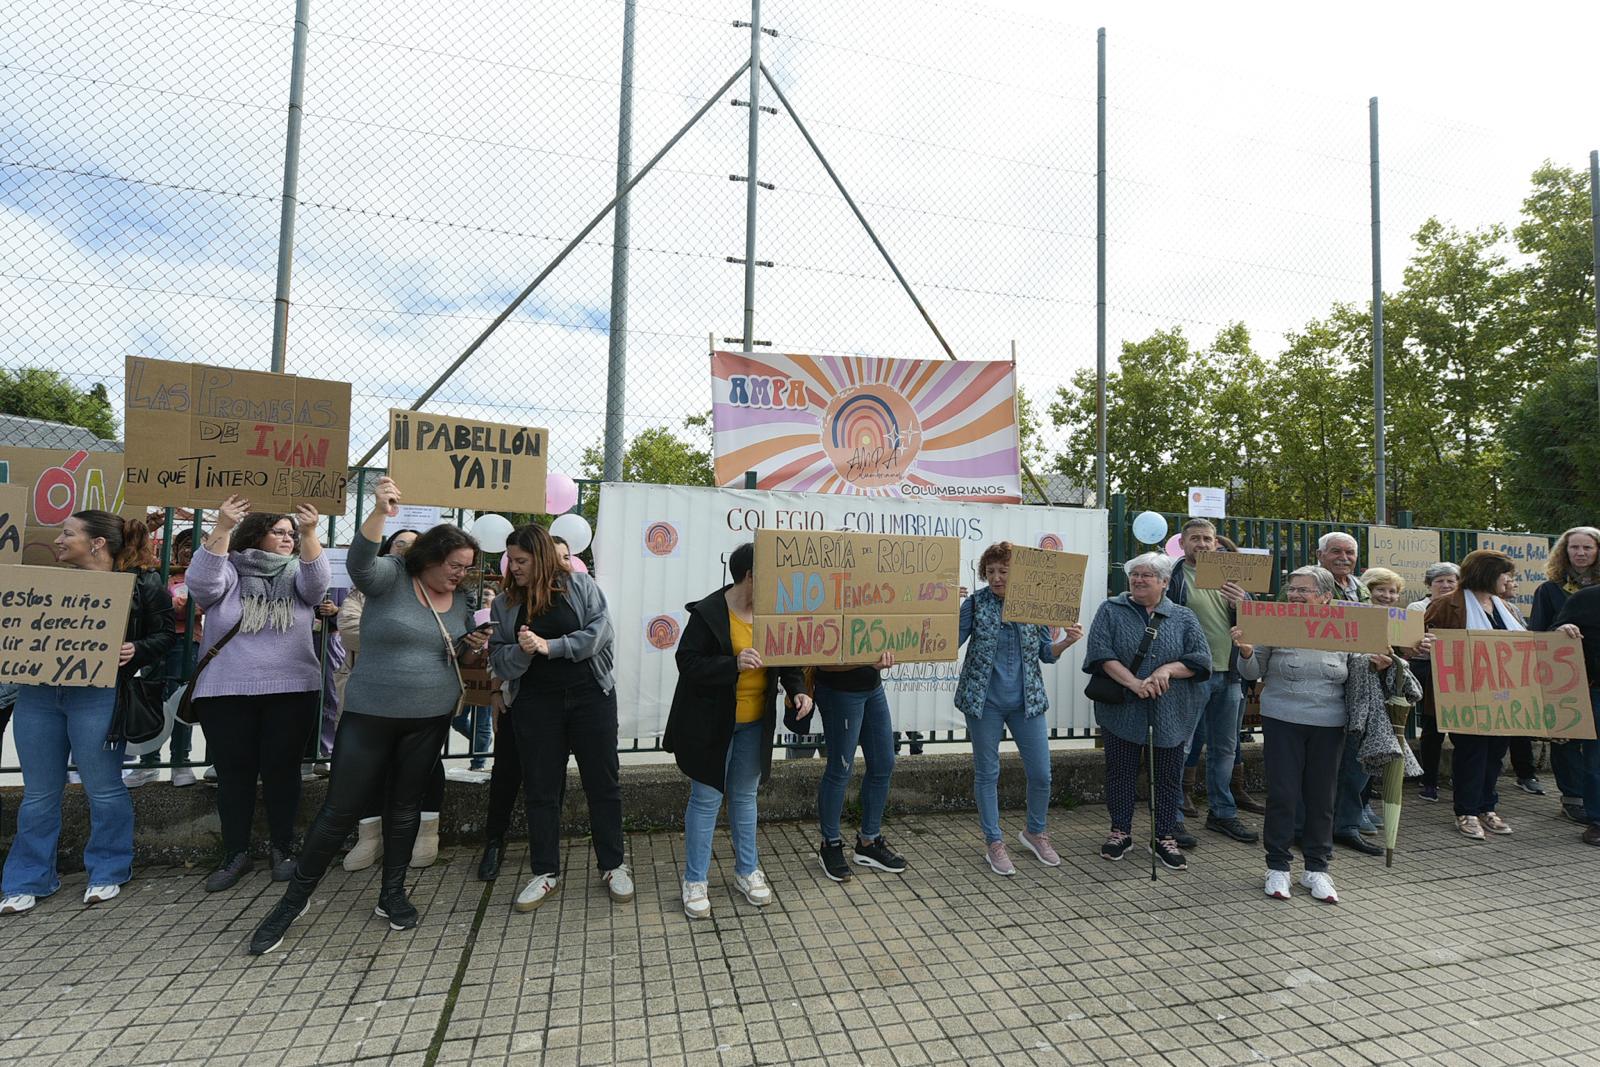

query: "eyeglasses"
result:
(441, 561), (473, 575)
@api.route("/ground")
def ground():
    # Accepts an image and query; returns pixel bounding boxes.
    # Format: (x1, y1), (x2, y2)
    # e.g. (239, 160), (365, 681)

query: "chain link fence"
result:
(2, 0), (1584, 511)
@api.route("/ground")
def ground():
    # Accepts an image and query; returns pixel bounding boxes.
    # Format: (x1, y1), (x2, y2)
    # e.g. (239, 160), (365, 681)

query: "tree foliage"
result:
(0, 368), (116, 441)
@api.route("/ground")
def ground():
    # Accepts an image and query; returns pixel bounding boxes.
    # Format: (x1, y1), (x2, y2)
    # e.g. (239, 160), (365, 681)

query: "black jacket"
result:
(122, 568), (177, 680)
(1555, 585), (1600, 687)
(662, 585), (805, 791)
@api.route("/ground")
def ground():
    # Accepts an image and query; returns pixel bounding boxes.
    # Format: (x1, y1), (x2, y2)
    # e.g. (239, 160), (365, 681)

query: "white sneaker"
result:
(1264, 870), (1291, 900)
(1299, 870), (1339, 904)
(299, 762), (318, 782)
(67, 770), (82, 786)
(203, 765), (218, 782)
(0, 894), (36, 915)
(170, 766), (198, 788)
(734, 869), (773, 907)
(122, 768), (160, 789)
(514, 874), (560, 913)
(84, 884), (120, 905)
(602, 865), (634, 903)
(682, 880), (711, 920)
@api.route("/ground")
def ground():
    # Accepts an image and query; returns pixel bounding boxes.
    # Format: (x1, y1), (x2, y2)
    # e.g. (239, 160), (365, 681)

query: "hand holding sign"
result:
(374, 476), (401, 517)
(294, 503), (320, 536)
(215, 494), (250, 531)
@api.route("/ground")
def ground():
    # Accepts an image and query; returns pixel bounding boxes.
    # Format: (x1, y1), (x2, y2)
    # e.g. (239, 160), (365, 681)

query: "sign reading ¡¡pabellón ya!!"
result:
(710, 351), (1023, 503)
(751, 529), (961, 665)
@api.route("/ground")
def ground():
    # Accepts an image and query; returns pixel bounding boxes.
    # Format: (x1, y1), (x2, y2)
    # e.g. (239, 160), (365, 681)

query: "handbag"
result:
(113, 670), (166, 747)
(419, 578), (469, 719)
(1084, 616), (1165, 705)
(172, 620), (244, 726)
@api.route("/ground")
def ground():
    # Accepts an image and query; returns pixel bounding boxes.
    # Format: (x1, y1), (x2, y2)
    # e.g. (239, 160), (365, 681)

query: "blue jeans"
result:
(683, 720), (763, 882)
(1553, 739), (1587, 801)
(815, 683), (895, 843)
(1333, 731), (1371, 834)
(966, 704), (1051, 844)
(453, 705), (493, 770)
(3, 684), (133, 896)
(1182, 672), (1241, 819)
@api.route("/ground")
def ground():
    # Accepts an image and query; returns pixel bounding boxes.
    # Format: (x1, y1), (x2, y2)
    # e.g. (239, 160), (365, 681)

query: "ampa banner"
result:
(595, 483), (1107, 739)
(711, 351), (1022, 503)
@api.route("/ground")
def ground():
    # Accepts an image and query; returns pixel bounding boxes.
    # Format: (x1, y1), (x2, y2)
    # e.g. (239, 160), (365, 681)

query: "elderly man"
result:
(1165, 519), (1258, 844)
(1312, 532), (1381, 855)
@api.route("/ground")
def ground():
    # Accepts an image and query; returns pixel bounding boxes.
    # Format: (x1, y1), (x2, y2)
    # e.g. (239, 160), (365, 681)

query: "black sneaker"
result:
(1205, 815), (1259, 844)
(375, 888), (419, 930)
(819, 839), (852, 882)
(205, 852), (253, 893)
(1151, 838), (1188, 871)
(1171, 826), (1198, 850)
(1100, 831), (1133, 861)
(1562, 800), (1588, 824)
(248, 899), (308, 955)
(269, 845), (295, 882)
(853, 836), (907, 873)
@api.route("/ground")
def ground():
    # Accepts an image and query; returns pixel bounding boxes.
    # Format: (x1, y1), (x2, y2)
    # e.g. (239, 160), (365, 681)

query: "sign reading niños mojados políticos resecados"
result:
(386, 410), (549, 513)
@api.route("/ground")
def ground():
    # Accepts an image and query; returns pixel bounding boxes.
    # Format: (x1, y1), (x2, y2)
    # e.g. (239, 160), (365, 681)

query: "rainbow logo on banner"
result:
(642, 521), (680, 557)
(1037, 533), (1064, 552)
(644, 614), (682, 651)
(711, 351), (1021, 502)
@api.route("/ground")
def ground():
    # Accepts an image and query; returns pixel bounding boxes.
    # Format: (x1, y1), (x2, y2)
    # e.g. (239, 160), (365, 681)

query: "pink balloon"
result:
(569, 556), (588, 574)
(500, 553), (510, 579)
(1165, 534), (1183, 557)
(545, 472), (579, 515)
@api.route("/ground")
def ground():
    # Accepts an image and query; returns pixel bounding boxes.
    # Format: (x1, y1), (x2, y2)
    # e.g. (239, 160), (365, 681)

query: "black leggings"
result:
(1105, 733), (1185, 839)
(484, 719), (523, 843)
(362, 759), (444, 820)
(1418, 714), (1444, 789)
(296, 711), (452, 885)
(199, 691), (318, 857)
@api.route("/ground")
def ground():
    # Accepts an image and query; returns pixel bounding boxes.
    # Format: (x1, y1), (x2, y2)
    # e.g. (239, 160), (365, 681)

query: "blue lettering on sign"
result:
(775, 572), (825, 613)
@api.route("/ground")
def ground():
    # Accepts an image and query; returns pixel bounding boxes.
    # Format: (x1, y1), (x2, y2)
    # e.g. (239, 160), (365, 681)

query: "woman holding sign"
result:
(487, 523), (629, 912)
(664, 542), (813, 919)
(188, 495), (329, 893)
(248, 477), (486, 955)
(1, 511), (174, 916)
(1424, 550), (1583, 842)
(956, 542), (1083, 877)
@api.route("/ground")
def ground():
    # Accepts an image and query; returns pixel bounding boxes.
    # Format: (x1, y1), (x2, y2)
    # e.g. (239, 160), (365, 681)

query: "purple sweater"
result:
(187, 545), (331, 699)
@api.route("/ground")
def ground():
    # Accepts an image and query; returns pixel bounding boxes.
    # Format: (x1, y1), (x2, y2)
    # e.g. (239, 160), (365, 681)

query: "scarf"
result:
(1463, 592), (1524, 632)
(1346, 656), (1423, 775)
(1563, 570), (1600, 595)
(230, 549), (301, 633)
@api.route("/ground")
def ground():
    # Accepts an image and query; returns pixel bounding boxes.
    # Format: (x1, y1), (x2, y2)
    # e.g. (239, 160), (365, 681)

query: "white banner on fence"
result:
(595, 483), (1108, 739)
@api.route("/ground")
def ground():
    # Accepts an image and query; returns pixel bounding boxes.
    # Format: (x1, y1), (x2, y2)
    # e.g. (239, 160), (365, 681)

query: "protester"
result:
(1, 511), (174, 916)
(1532, 527), (1600, 820)
(248, 477), (486, 955)
(1083, 552), (1211, 871)
(956, 542), (1083, 876)
(1309, 534), (1381, 855)
(488, 523), (629, 911)
(188, 496), (329, 892)
(1406, 562), (1459, 802)
(123, 529), (201, 788)
(1317, 533), (1368, 602)
(1165, 519), (1256, 845)
(1234, 565), (1392, 903)
(663, 543), (812, 919)
(1424, 550), (1582, 841)
(813, 651), (905, 882)
(1554, 584), (1600, 845)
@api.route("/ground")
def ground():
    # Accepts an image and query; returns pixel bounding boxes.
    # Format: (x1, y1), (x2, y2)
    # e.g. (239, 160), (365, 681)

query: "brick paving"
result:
(2, 785), (1599, 1066)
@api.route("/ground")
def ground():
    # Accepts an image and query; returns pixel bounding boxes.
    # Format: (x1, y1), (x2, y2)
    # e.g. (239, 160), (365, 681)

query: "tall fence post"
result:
(601, 0), (638, 482)
(268, 0), (313, 373)
(1369, 96), (1387, 524)
(1109, 492), (1127, 595)
(1396, 509), (1413, 530)
(1589, 149), (1599, 416)
(1095, 27), (1108, 510)
(740, 0), (764, 350)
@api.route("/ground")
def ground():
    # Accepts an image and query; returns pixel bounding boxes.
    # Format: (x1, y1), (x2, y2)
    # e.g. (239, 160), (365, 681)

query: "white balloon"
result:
(550, 512), (592, 555)
(471, 513), (514, 554)
(1131, 510), (1168, 545)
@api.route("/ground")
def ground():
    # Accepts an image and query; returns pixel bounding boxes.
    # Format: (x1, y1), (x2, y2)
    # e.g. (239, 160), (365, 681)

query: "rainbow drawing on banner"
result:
(711, 351), (1022, 502)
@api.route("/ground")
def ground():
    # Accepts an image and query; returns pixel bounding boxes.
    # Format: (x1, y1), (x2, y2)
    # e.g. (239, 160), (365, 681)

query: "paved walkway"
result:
(2, 786), (1598, 1067)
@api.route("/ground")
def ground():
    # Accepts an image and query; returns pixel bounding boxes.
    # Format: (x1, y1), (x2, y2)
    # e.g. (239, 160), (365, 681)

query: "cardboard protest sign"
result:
(460, 665), (500, 707)
(1367, 526), (1441, 592)
(0, 484), (26, 564)
(386, 410), (548, 512)
(0, 449), (131, 565)
(123, 356), (351, 514)
(0, 565), (135, 686)
(1385, 606), (1425, 648)
(1429, 629), (1594, 739)
(752, 529), (960, 665)
(1236, 598), (1392, 654)
(1475, 533), (1551, 612)
(1192, 550), (1273, 593)
(1001, 545), (1089, 625)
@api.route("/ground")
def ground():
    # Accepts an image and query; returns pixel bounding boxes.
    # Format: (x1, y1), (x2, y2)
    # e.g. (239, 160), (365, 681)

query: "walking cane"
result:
(1148, 707), (1158, 882)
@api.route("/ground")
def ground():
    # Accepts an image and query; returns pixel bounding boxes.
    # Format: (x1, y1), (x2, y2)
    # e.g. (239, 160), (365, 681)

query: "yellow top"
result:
(728, 609), (767, 723)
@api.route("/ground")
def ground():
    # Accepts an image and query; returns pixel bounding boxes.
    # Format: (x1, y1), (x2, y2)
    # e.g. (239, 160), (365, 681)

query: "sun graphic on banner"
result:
(819, 385), (921, 489)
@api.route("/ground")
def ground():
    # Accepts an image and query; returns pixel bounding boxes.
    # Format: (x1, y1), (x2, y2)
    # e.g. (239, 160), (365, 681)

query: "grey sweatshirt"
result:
(1236, 645), (1352, 728)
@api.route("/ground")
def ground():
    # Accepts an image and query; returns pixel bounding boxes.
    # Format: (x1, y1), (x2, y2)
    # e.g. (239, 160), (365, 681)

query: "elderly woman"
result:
(1425, 549), (1583, 841)
(956, 542), (1083, 877)
(1233, 566), (1392, 903)
(1405, 562), (1459, 802)
(1532, 528), (1600, 819)
(1083, 552), (1211, 871)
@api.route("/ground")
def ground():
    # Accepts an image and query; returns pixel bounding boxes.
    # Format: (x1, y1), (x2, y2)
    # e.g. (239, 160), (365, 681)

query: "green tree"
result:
(1510, 162), (1597, 370)
(580, 414), (715, 487)
(0, 368), (116, 440)
(1500, 359), (1600, 533)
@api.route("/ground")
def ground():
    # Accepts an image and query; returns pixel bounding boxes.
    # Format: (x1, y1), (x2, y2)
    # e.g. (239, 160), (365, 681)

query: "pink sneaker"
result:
(1017, 829), (1061, 867)
(985, 841), (1016, 876)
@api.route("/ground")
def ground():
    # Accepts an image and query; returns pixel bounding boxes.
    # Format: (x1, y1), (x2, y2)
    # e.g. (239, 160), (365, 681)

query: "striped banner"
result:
(711, 351), (1022, 503)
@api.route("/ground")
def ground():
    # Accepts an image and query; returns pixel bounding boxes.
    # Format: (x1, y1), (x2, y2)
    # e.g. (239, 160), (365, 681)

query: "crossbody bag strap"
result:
(1124, 615), (1165, 677)
(190, 620), (244, 683)
(417, 578), (467, 700)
